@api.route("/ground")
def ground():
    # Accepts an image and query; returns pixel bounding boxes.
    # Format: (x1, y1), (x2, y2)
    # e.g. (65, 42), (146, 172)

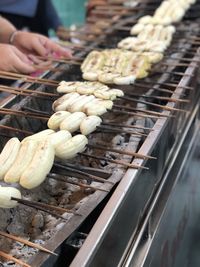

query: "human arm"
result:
(0, 16), (16, 43)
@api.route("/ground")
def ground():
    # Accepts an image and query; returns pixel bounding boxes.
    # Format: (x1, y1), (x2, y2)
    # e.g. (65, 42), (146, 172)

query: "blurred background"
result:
(52, 0), (87, 27)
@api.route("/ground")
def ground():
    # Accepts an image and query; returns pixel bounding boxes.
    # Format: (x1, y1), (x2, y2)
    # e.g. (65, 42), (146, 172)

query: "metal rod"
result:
(54, 162), (114, 185)
(79, 153), (149, 169)
(0, 231), (57, 256)
(88, 143), (156, 159)
(0, 251), (31, 267)
(11, 197), (71, 220)
(48, 173), (109, 193)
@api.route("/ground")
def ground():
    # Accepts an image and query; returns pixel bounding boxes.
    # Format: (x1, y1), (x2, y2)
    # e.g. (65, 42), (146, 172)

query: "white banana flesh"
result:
(68, 95), (95, 113)
(53, 92), (80, 112)
(0, 186), (21, 208)
(47, 111), (71, 130)
(20, 140), (55, 189)
(84, 102), (107, 116)
(23, 129), (55, 142)
(0, 138), (21, 180)
(4, 140), (38, 183)
(47, 130), (72, 148)
(60, 112), (86, 133)
(55, 134), (88, 159)
(80, 115), (102, 135)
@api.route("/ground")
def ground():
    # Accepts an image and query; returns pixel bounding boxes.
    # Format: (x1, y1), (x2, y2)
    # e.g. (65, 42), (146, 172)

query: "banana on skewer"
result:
(4, 140), (38, 183)
(0, 186), (21, 208)
(52, 92), (80, 112)
(80, 116), (102, 135)
(23, 129), (55, 142)
(20, 140), (55, 189)
(0, 138), (21, 180)
(55, 134), (88, 160)
(47, 111), (71, 130)
(60, 112), (86, 133)
(68, 95), (95, 113)
(47, 130), (72, 148)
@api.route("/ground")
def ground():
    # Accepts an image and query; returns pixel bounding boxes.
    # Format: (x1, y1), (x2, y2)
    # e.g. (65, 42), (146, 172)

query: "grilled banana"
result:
(57, 81), (79, 93)
(0, 138), (21, 180)
(55, 134), (88, 159)
(47, 130), (72, 148)
(52, 92), (80, 112)
(60, 112), (86, 133)
(68, 95), (95, 113)
(0, 186), (21, 208)
(23, 129), (55, 142)
(20, 140), (55, 189)
(4, 140), (38, 183)
(84, 102), (107, 116)
(80, 116), (102, 135)
(47, 111), (71, 130)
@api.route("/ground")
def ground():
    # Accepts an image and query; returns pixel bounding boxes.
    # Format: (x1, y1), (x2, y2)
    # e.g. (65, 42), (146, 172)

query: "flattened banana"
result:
(52, 92), (80, 111)
(23, 129), (55, 142)
(20, 140), (55, 189)
(47, 130), (72, 148)
(0, 186), (21, 208)
(47, 111), (71, 130)
(0, 138), (21, 180)
(4, 140), (38, 183)
(60, 112), (86, 133)
(80, 115), (102, 135)
(55, 134), (88, 159)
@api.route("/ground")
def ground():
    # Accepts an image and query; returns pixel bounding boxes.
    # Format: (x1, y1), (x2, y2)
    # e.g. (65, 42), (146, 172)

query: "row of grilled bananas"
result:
(48, 111), (102, 135)
(130, 0), (196, 29)
(81, 49), (151, 84)
(53, 92), (114, 116)
(0, 131), (88, 192)
(57, 81), (124, 100)
(119, 25), (175, 54)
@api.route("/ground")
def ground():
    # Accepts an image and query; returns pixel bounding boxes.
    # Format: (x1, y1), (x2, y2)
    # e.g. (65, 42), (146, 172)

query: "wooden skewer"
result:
(0, 125), (32, 135)
(120, 96), (187, 112)
(79, 153), (149, 170)
(102, 122), (153, 131)
(134, 81), (193, 90)
(151, 70), (194, 77)
(0, 108), (48, 121)
(35, 56), (82, 65)
(110, 109), (160, 119)
(122, 94), (189, 103)
(113, 104), (171, 117)
(88, 144), (156, 159)
(48, 173), (109, 193)
(0, 231), (57, 256)
(0, 251), (31, 267)
(11, 197), (73, 220)
(54, 162), (114, 185)
(97, 125), (147, 136)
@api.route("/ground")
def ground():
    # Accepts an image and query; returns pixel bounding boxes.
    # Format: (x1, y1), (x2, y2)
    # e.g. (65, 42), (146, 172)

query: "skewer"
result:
(113, 104), (172, 117)
(54, 162), (114, 185)
(79, 153), (149, 169)
(114, 103), (171, 117)
(0, 251), (31, 267)
(97, 125), (147, 136)
(0, 108), (48, 121)
(110, 109), (160, 119)
(11, 197), (73, 220)
(35, 56), (82, 65)
(0, 125), (32, 135)
(0, 231), (57, 256)
(87, 143), (156, 159)
(121, 96), (187, 112)
(134, 81), (193, 90)
(122, 94), (189, 103)
(128, 84), (179, 95)
(151, 70), (194, 77)
(47, 173), (109, 193)
(102, 122), (153, 131)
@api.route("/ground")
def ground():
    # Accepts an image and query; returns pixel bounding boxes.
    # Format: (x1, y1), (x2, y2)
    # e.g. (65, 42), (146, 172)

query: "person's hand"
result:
(0, 44), (36, 74)
(11, 31), (72, 58)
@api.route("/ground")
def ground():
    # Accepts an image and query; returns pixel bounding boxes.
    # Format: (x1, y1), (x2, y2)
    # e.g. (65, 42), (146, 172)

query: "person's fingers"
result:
(14, 47), (32, 64)
(12, 53), (37, 74)
(42, 37), (72, 58)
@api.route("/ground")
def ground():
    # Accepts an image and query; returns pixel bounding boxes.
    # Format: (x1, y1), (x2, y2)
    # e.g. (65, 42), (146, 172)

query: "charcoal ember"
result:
(31, 213), (45, 229)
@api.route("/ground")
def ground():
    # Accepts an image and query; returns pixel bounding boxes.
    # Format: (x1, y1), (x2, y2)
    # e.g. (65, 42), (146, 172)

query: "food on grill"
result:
(23, 129), (55, 142)
(69, 95), (96, 112)
(47, 130), (72, 148)
(84, 100), (107, 116)
(81, 49), (151, 84)
(80, 115), (102, 135)
(0, 137), (21, 180)
(4, 140), (38, 183)
(57, 81), (124, 100)
(0, 186), (21, 208)
(47, 111), (71, 130)
(60, 112), (87, 133)
(55, 134), (88, 159)
(20, 140), (55, 189)
(52, 92), (80, 112)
